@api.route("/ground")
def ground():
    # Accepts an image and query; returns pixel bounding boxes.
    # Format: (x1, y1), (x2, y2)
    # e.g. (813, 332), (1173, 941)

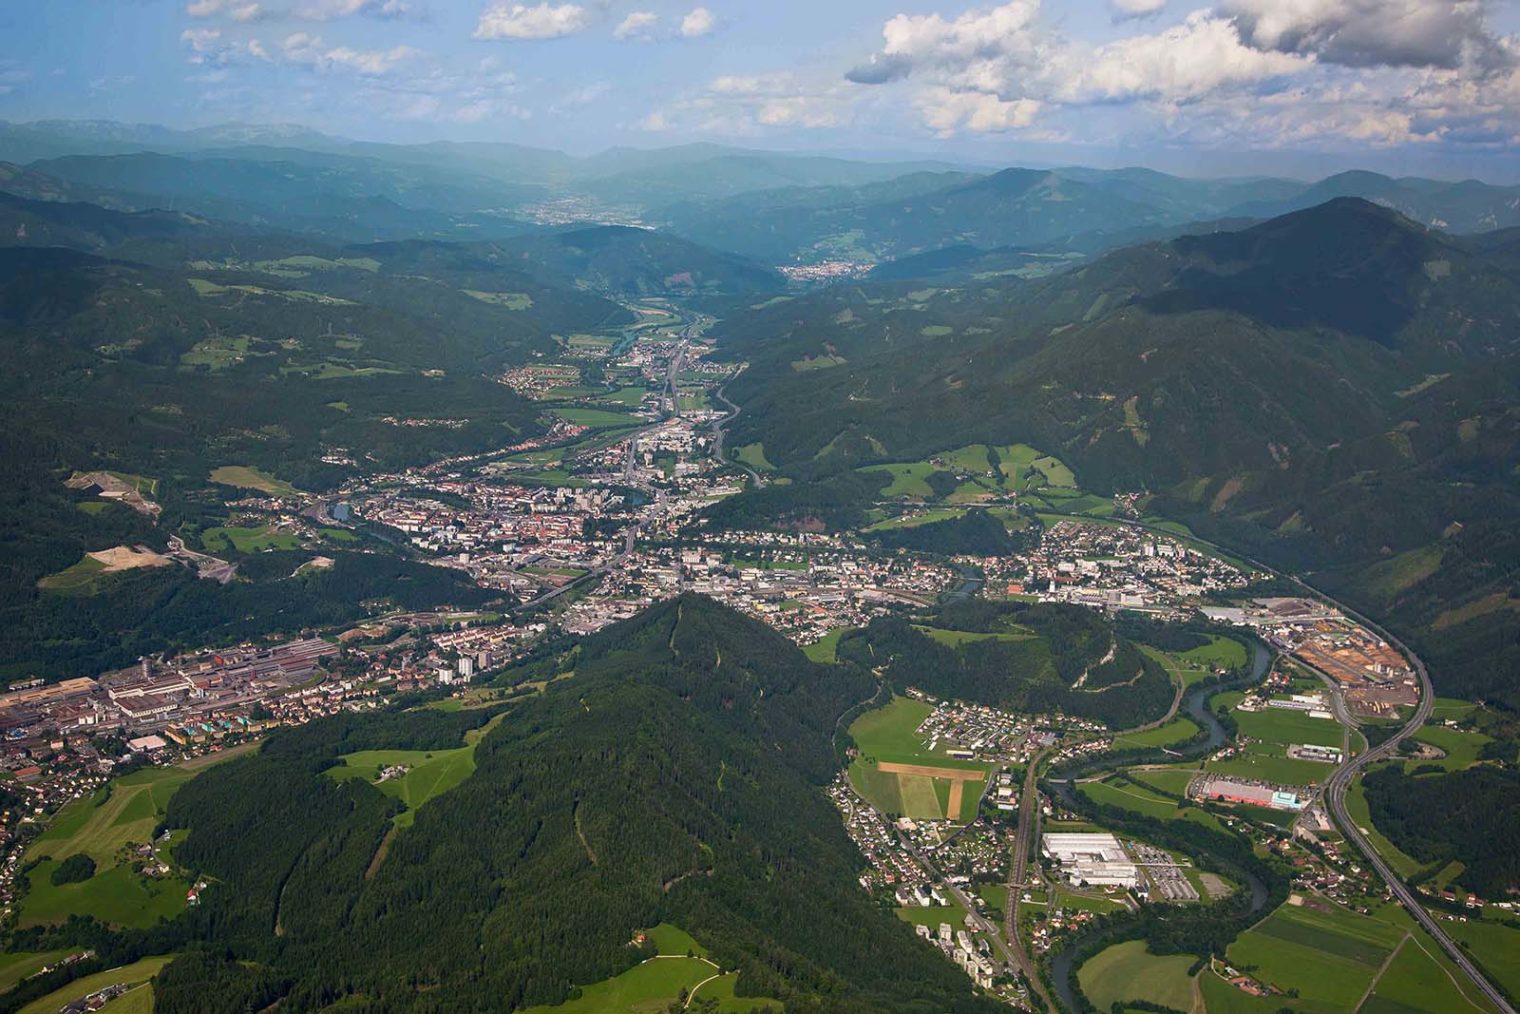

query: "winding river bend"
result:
(1047, 638), (1272, 1010)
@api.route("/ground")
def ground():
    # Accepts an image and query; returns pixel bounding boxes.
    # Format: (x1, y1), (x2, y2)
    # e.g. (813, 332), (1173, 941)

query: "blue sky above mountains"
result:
(1, 0), (1518, 178)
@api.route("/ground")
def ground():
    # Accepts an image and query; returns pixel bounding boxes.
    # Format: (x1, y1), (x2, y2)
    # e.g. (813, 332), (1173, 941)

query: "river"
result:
(1047, 638), (1272, 1010)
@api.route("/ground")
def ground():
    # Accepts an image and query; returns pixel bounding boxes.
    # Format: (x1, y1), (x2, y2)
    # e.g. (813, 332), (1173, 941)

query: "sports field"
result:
(1077, 939), (1195, 1012)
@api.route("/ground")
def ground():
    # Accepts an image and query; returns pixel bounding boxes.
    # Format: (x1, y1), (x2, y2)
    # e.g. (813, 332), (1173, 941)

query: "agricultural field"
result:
(463, 290), (533, 309)
(1403, 722), (1493, 772)
(732, 443), (775, 472)
(179, 333), (263, 371)
(208, 465), (300, 497)
(520, 924), (772, 1014)
(327, 713), (504, 828)
(1180, 635), (1249, 672)
(551, 407), (640, 429)
(16, 956), (174, 1014)
(801, 627), (849, 664)
(1366, 934), (1497, 1013)
(1444, 917), (1520, 1001)
(863, 508), (966, 531)
(1079, 770), (1225, 833)
(20, 746), (256, 929)
(1205, 699), (1346, 786)
(846, 696), (988, 823)
(1110, 716), (1201, 750)
(895, 900), (968, 929)
(912, 625), (1034, 647)
(1077, 939), (1196, 1012)
(36, 556), (109, 594)
(861, 461), (938, 499)
(0, 950), (75, 993)
(1205, 897), (1498, 1014)
(1223, 897), (1406, 1011)
(200, 525), (301, 554)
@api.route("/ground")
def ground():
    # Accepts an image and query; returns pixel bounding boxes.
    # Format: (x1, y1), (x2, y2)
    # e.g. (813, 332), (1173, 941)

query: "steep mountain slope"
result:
(148, 595), (999, 1013)
(22, 152), (537, 242)
(715, 200), (1520, 705)
(1226, 170), (1520, 233)
(661, 167), (1171, 265)
(494, 225), (786, 296)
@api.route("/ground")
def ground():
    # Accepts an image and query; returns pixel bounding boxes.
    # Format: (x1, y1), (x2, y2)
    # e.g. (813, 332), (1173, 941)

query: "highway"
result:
(1039, 510), (1514, 1013)
(1320, 608), (1515, 1014)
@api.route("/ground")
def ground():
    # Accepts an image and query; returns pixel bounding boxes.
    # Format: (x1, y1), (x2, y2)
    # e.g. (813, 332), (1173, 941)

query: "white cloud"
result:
(280, 32), (419, 74)
(1055, 12), (1309, 104)
(614, 11), (658, 41)
(680, 6), (716, 38)
(559, 81), (610, 106)
(916, 87), (1040, 134)
(187, 0), (269, 21)
(474, 3), (590, 40)
(1110, 0), (1164, 21)
(295, 0), (414, 20)
(180, 27), (270, 65)
(1223, 0), (1509, 70)
(649, 71), (851, 133)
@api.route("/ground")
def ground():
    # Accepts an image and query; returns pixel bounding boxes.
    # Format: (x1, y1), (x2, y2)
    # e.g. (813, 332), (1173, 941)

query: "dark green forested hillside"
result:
(25, 596), (999, 1013)
(841, 601), (1176, 727)
(712, 200), (1520, 706)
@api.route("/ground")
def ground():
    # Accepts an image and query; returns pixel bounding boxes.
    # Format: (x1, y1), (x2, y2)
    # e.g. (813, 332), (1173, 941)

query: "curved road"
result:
(1043, 511), (1513, 1013)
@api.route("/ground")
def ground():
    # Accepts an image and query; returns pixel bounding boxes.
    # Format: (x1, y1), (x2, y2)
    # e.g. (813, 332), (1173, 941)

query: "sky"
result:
(2, 0), (1520, 179)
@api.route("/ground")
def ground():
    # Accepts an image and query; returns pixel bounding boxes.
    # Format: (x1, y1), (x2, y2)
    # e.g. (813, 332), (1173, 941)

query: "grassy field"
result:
(21, 747), (256, 929)
(847, 696), (988, 822)
(861, 461), (938, 499)
(1444, 917), (1520, 1000)
(863, 508), (967, 531)
(519, 924), (774, 1014)
(912, 625), (1034, 647)
(1203, 699), (1346, 786)
(200, 525), (301, 554)
(36, 555), (109, 594)
(1367, 934), (1495, 1013)
(552, 407), (639, 429)
(0, 950), (75, 993)
(1111, 716), (1201, 749)
(1225, 898), (1405, 1011)
(1404, 723), (1492, 772)
(1181, 635), (1249, 671)
(1077, 940), (1195, 1012)
(462, 289), (533, 309)
(1079, 772), (1226, 833)
(209, 464), (299, 496)
(895, 901), (968, 928)
(16, 956), (174, 1014)
(848, 695), (933, 758)
(328, 713), (503, 828)
(801, 627), (849, 664)
(732, 442), (775, 472)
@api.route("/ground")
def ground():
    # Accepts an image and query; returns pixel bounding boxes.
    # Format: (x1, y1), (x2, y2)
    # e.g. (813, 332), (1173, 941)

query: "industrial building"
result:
(1042, 832), (1142, 889)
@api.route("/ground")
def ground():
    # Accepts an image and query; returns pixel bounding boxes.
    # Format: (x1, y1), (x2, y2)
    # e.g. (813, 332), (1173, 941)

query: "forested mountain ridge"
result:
(135, 595), (1002, 1013)
(713, 199), (1520, 706)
